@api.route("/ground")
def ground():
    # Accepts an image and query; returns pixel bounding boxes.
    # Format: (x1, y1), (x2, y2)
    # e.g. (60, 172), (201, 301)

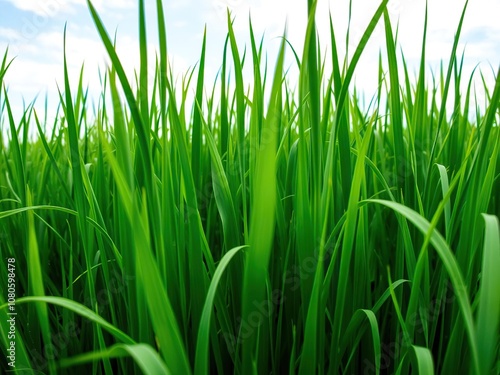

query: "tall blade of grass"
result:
(475, 214), (500, 375)
(249, 16), (264, 141)
(4, 93), (26, 205)
(323, 0), (389, 208)
(327, 121), (373, 374)
(197, 99), (245, 349)
(26, 189), (56, 375)
(61, 27), (93, 300)
(328, 13), (342, 102)
(102, 136), (192, 374)
(155, 0), (167, 135)
(472, 66), (500, 175)
(248, 16), (265, 203)
(166, 83), (209, 342)
(61, 29), (114, 373)
(435, 164), (451, 239)
(192, 27), (207, 193)
(202, 113), (241, 248)
(138, 0), (149, 127)
(301, 0), (321, 227)
(220, 36), (230, 160)
(136, 189), (191, 374)
(106, 66), (142, 346)
(87, 0), (152, 190)
(426, 0), (469, 180)
(227, 10), (249, 241)
(383, 9), (405, 192)
(294, 0), (317, 316)
(136, 1), (166, 286)
(293, 107), (314, 317)
(154, 11), (213, 350)
(450, 66), (499, 317)
(33, 112), (73, 204)
(241, 29), (286, 375)
(154, 0), (184, 318)
(448, 68), (475, 174)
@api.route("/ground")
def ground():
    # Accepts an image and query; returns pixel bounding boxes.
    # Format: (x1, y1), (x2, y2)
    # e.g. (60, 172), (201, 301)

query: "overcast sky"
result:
(0, 0), (499, 123)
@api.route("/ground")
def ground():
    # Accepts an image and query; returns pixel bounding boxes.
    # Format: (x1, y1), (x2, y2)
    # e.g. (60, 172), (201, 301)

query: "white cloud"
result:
(89, 0), (135, 12)
(166, 0), (193, 10)
(2, 0), (136, 16)
(0, 27), (22, 43)
(2, 0), (79, 17)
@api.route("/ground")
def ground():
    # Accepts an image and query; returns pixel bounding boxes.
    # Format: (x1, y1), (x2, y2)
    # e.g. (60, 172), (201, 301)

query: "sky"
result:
(0, 0), (499, 124)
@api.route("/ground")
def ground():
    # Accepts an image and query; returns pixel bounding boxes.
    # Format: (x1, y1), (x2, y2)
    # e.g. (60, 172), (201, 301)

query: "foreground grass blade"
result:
(341, 309), (381, 375)
(2, 296), (135, 344)
(59, 344), (170, 374)
(476, 214), (500, 374)
(241, 26), (286, 374)
(396, 346), (434, 375)
(102, 136), (192, 374)
(195, 245), (247, 374)
(26, 189), (55, 375)
(326, 119), (373, 374)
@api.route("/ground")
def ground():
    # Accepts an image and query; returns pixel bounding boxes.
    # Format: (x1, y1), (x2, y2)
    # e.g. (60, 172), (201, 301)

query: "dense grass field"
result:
(1, 0), (499, 374)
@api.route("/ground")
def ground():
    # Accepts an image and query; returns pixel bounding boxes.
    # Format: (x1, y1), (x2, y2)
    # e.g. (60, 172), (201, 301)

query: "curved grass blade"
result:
(59, 344), (170, 375)
(341, 309), (381, 375)
(365, 199), (479, 374)
(396, 345), (434, 375)
(194, 245), (247, 375)
(2, 296), (135, 344)
(202, 111), (240, 248)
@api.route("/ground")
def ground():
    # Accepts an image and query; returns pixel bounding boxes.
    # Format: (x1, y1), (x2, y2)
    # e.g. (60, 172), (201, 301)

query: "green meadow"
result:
(1, 0), (499, 374)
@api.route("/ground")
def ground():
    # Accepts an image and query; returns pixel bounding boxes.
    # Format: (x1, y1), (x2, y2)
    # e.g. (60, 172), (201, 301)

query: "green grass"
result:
(1, 0), (499, 374)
